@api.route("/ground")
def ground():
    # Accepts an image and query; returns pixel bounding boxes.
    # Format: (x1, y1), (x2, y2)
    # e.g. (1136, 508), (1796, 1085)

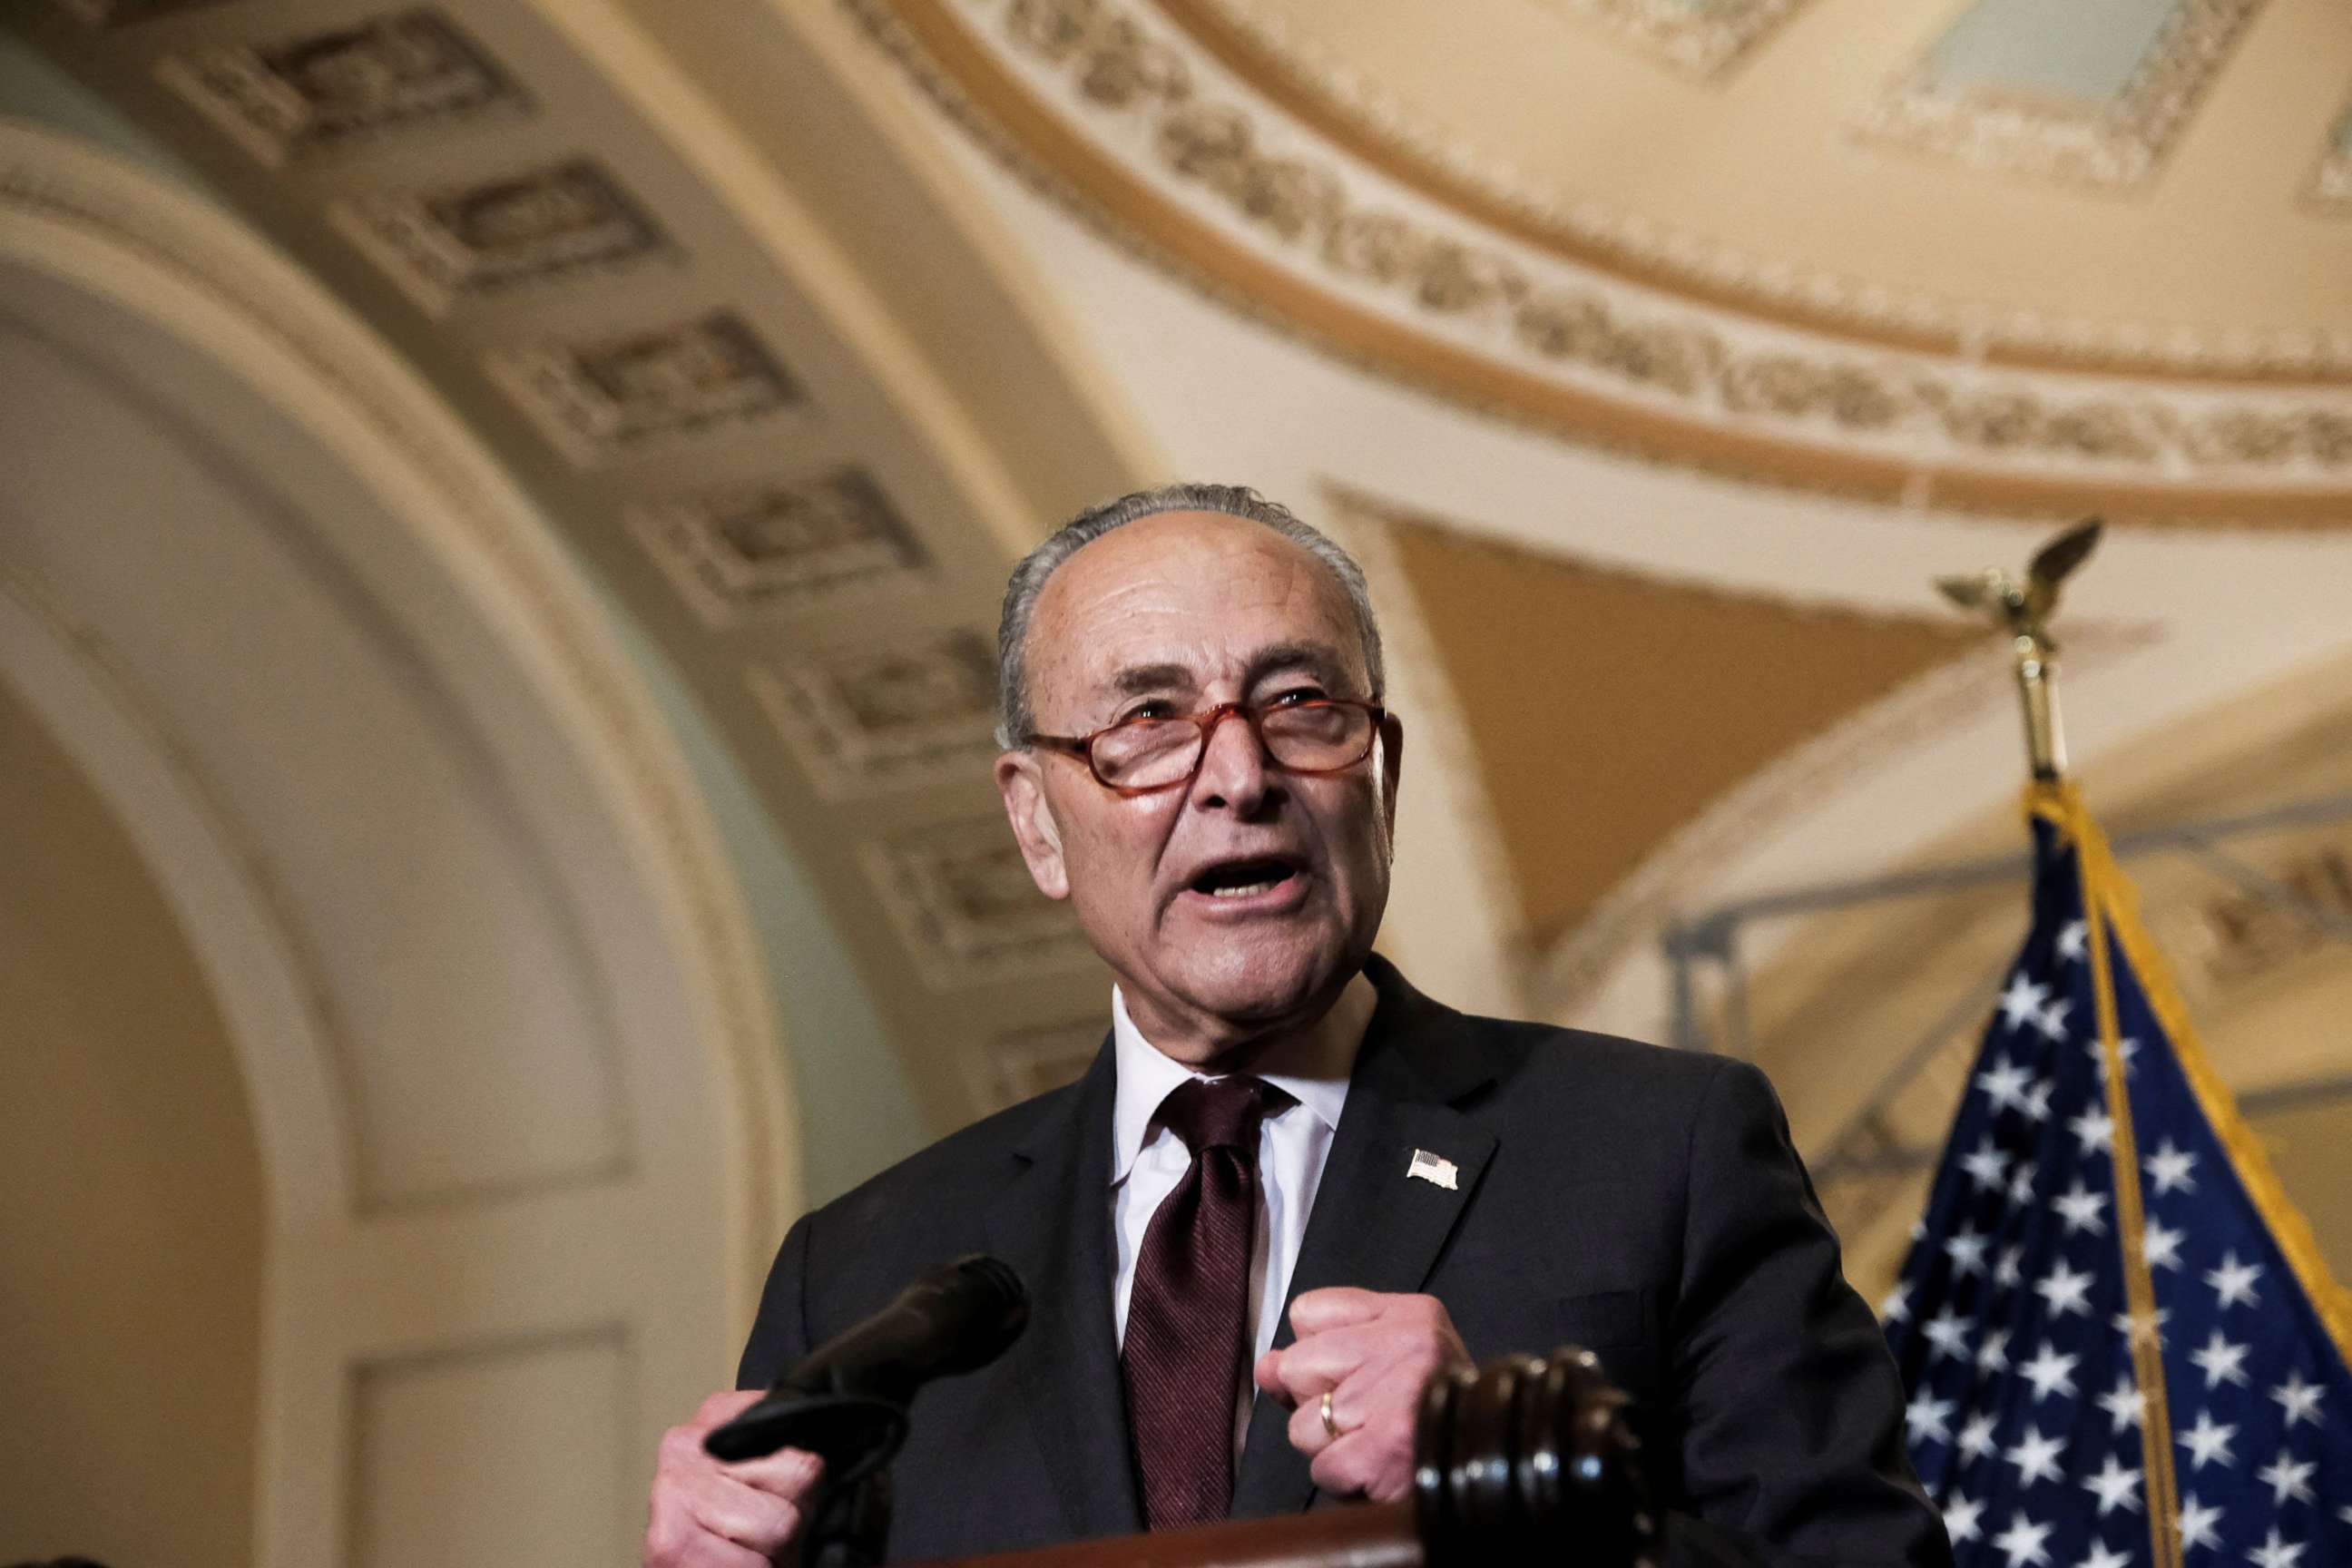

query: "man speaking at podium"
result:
(644, 485), (1948, 1566)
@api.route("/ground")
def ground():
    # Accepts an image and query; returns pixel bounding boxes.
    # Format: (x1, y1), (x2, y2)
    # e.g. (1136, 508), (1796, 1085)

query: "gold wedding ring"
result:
(1318, 1388), (1341, 1440)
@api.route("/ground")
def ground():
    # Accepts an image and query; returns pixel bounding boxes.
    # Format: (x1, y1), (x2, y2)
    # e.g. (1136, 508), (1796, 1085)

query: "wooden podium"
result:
(906, 1348), (1658, 1568)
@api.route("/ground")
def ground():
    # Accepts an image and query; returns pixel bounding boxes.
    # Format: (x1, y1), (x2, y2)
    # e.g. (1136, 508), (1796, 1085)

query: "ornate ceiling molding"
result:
(853, 0), (2352, 522)
(1853, 0), (2264, 190)
(1529, 0), (1813, 80)
(1061, 0), (2342, 383)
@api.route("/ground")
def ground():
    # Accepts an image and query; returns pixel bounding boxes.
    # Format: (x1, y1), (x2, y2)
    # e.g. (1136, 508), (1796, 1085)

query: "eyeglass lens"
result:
(1092, 704), (1372, 789)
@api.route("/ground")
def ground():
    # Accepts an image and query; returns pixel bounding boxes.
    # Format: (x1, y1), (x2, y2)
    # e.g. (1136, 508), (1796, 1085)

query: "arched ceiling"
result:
(0, 0), (1153, 1148)
(852, 0), (2352, 517)
(7, 0), (2349, 1193)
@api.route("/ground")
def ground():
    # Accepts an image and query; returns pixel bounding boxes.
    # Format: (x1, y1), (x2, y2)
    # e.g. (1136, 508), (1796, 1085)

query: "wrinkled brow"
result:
(1104, 641), (1349, 697)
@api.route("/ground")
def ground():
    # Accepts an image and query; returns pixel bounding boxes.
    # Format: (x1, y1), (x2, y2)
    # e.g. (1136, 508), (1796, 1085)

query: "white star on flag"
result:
(2269, 1369), (2325, 1428)
(1905, 1389), (1955, 1445)
(2077, 1543), (2130, 1568)
(2051, 1179), (2109, 1236)
(2067, 1104), (2114, 1156)
(2258, 1450), (2316, 1507)
(1922, 1307), (1973, 1362)
(1942, 1491), (1984, 1544)
(2190, 1328), (2251, 1390)
(2097, 1372), (2144, 1433)
(2245, 1526), (2304, 1568)
(1997, 973), (2050, 1031)
(2034, 1259), (2095, 1318)
(2203, 1250), (2262, 1311)
(2007, 1158), (2041, 1203)
(2005, 1426), (2067, 1486)
(1961, 1136), (2010, 1192)
(1991, 1510), (2053, 1568)
(1975, 1330), (2010, 1377)
(2178, 1409), (2237, 1472)
(1976, 1058), (2035, 1115)
(2143, 1137), (2199, 1196)
(2084, 1034), (2139, 1080)
(1957, 1411), (2000, 1461)
(2081, 1453), (2141, 1516)
(1944, 1225), (1990, 1279)
(2141, 1219), (2185, 1271)
(2017, 1342), (2079, 1404)
(2177, 1494), (2224, 1553)
(2112, 1303), (2171, 1349)
(2055, 919), (2086, 961)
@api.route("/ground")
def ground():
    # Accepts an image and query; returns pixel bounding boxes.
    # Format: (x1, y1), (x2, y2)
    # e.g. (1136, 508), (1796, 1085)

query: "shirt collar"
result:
(1109, 971), (1373, 1185)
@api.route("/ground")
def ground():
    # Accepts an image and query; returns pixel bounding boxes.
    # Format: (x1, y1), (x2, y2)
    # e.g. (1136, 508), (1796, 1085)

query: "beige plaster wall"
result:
(0, 677), (260, 1568)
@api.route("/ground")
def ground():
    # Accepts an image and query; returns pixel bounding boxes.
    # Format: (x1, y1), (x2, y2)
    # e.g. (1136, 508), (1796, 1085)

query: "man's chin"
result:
(1161, 946), (1352, 1032)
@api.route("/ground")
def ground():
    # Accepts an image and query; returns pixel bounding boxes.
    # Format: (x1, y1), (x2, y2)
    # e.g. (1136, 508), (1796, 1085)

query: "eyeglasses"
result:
(1026, 699), (1386, 797)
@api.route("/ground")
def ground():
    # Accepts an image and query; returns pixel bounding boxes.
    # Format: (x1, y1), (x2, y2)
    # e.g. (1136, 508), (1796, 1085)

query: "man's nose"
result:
(1192, 707), (1276, 811)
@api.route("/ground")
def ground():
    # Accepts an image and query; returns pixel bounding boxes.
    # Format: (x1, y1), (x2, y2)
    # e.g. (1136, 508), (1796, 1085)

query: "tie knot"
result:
(1156, 1074), (1291, 1155)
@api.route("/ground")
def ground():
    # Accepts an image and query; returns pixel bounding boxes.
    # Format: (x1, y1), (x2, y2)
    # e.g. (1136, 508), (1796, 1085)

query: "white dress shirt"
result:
(1108, 973), (1375, 1452)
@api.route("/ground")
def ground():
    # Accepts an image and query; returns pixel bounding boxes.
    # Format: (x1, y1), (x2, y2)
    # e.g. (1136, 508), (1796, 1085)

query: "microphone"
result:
(705, 1254), (1028, 1470)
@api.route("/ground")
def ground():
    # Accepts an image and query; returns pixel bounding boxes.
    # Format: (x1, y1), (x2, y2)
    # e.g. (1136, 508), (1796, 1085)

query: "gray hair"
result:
(995, 483), (1386, 749)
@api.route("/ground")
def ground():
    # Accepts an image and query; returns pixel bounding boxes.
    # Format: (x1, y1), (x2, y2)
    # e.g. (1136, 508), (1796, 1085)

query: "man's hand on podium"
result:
(1251, 1288), (1471, 1504)
(643, 1389), (825, 1567)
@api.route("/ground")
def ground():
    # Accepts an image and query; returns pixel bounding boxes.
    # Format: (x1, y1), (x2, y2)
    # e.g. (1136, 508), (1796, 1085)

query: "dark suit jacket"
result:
(740, 956), (1950, 1566)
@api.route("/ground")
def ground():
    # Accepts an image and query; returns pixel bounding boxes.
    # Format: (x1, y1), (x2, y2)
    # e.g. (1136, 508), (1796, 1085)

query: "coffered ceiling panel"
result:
(2318, 93), (2352, 209)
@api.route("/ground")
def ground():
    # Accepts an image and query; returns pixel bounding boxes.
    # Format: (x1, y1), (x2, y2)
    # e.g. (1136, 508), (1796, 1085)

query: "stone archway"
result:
(0, 122), (793, 1566)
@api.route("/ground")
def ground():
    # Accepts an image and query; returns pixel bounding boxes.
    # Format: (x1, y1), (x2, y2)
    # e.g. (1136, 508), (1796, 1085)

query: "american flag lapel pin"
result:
(1406, 1148), (1458, 1191)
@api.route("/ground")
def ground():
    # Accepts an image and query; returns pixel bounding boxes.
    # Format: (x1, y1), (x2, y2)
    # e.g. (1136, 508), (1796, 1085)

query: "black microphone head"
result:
(924, 1254), (1028, 1377)
(706, 1255), (1031, 1472)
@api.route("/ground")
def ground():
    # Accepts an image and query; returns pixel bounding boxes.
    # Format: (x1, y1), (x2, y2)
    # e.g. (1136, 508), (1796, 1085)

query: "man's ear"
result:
(1378, 712), (1405, 840)
(995, 750), (1071, 901)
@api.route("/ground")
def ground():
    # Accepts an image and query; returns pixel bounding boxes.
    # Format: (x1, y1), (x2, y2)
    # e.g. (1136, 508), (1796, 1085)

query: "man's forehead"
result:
(1033, 513), (1358, 675)
(1043, 512), (1340, 618)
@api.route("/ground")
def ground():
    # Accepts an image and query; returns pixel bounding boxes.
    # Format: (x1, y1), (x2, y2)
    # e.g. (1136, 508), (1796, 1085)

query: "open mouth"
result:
(1186, 856), (1302, 900)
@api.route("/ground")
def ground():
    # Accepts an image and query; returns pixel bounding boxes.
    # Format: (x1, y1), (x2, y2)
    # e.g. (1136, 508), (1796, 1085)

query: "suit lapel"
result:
(1230, 959), (1498, 1518)
(983, 1041), (1143, 1540)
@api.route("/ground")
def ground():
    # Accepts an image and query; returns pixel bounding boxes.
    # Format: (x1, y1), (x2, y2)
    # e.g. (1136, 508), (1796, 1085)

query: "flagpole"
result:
(2063, 794), (2184, 1568)
(1939, 522), (2184, 1568)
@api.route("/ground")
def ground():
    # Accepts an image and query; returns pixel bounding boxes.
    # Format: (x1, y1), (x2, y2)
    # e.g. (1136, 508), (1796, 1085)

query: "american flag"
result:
(1882, 782), (2352, 1568)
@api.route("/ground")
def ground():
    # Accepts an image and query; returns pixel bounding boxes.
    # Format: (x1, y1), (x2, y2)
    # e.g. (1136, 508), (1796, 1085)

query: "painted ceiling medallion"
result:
(858, 0), (2352, 516)
(1855, 0), (2266, 189)
(1531, 0), (1813, 79)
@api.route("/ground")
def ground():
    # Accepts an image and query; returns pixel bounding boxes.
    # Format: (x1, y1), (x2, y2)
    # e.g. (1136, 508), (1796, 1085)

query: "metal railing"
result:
(1661, 788), (2352, 1213)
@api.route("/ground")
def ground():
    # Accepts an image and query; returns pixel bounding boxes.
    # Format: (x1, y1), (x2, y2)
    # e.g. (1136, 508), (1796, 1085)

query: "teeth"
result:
(1208, 879), (1279, 898)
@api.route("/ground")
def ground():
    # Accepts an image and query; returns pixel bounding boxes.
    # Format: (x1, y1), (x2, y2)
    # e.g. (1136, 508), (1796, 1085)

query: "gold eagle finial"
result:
(1937, 519), (2102, 779)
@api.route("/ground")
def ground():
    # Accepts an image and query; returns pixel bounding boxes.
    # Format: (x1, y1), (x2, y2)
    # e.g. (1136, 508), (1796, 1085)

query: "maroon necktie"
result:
(1122, 1075), (1291, 1530)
